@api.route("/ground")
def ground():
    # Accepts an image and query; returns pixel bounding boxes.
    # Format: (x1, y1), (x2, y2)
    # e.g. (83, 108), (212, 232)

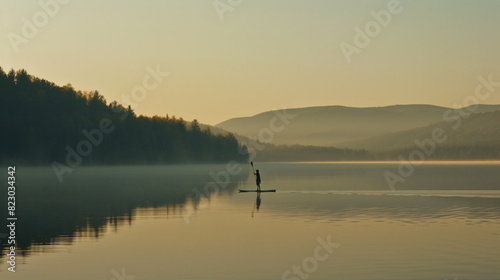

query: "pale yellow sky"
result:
(2, 0), (499, 125)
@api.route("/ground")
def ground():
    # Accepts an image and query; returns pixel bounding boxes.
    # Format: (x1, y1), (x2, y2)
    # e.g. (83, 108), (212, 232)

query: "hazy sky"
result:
(2, 0), (499, 125)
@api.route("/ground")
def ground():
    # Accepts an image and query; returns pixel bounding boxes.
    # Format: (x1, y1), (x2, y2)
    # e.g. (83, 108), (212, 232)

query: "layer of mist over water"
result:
(1, 163), (499, 280)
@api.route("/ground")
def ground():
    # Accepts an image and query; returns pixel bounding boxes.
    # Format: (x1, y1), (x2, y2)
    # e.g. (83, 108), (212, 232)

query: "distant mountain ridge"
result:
(216, 104), (500, 147)
(341, 110), (500, 152)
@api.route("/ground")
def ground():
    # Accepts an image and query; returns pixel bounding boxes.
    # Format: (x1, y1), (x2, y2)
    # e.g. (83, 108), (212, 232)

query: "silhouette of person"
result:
(254, 170), (261, 191)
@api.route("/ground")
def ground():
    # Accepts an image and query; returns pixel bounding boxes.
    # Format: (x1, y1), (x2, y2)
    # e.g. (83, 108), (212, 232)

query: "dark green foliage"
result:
(0, 67), (248, 165)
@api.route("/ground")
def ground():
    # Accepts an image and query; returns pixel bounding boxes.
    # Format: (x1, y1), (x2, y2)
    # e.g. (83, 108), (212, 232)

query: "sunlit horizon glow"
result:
(2, 0), (499, 125)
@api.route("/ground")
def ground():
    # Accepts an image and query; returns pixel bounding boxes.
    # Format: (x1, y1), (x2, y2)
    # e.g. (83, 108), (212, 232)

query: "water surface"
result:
(1, 162), (499, 280)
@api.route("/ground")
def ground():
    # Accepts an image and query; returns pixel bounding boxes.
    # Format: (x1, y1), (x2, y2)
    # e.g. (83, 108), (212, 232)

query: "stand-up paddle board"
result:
(239, 189), (276, 193)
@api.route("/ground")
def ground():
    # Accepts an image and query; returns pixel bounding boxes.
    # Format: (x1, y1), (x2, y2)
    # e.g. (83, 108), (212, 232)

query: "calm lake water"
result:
(1, 162), (500, 280)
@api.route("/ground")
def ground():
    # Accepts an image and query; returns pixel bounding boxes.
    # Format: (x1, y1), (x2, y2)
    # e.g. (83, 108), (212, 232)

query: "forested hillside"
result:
(0, 68), (248, 165)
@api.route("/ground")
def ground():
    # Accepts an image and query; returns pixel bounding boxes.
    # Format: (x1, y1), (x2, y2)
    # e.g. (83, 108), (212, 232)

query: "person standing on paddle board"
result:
(254, 170), (261, 191)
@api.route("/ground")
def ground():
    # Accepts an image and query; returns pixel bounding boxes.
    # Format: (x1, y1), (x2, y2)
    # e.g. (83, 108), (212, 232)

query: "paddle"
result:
(251, 161), (255, 175)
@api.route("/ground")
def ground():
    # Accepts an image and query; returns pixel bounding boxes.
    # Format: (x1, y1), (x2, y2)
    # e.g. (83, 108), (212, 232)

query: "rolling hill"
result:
(216, 105), (500, 147)
(341, 110), (500, 153)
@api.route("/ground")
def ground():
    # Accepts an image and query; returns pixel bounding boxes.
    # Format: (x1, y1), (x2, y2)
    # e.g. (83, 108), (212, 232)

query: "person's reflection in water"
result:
(252, 193), (262, 218)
